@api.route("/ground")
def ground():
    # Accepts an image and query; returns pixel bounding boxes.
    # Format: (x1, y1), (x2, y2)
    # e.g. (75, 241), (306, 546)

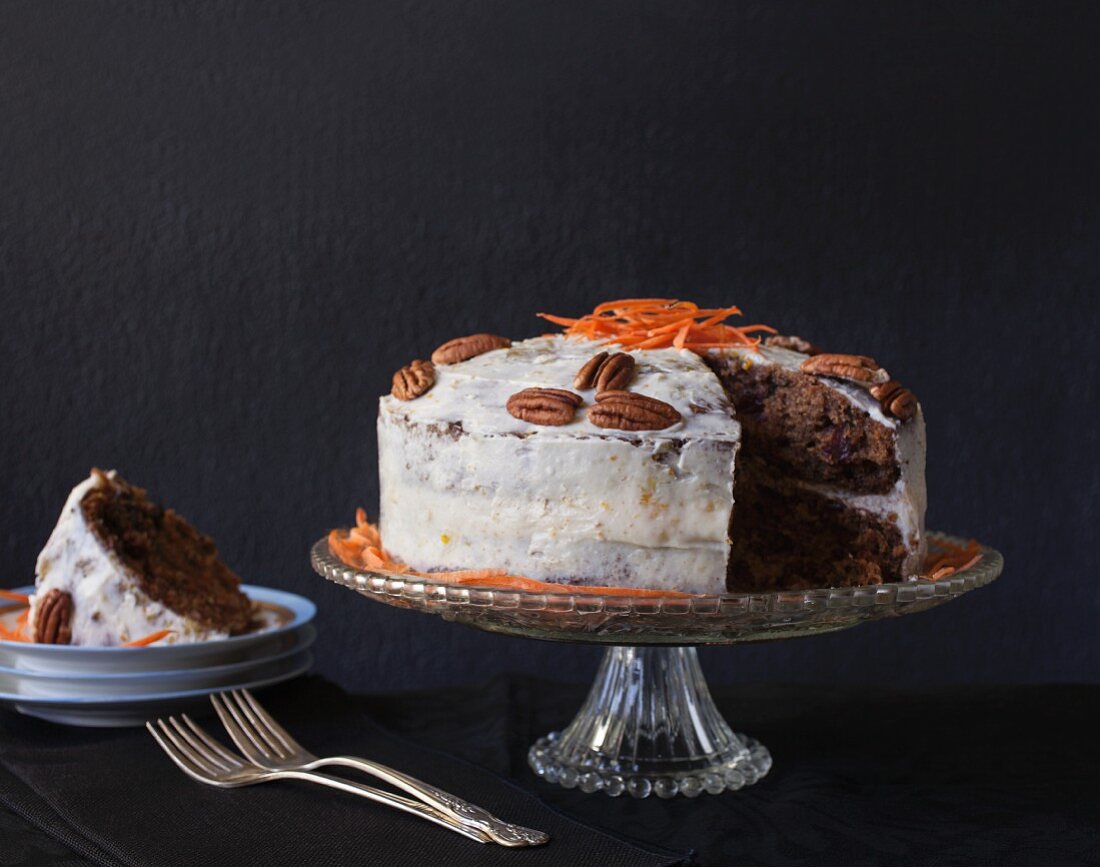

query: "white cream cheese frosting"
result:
(379, 336), (741, 593)
(30, 472), (230, 646)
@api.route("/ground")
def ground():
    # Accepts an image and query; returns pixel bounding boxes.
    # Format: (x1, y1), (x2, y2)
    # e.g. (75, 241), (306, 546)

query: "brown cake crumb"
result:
(80, 472), (254, 634)
(703, 351), (914, 591)
(710, 359), (900, 494)
(726, 460), (907, 591)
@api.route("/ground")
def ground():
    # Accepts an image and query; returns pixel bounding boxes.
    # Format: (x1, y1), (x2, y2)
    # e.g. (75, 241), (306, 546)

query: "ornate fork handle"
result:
(267, 769), (490, 844)
(310, 756), (549, 847)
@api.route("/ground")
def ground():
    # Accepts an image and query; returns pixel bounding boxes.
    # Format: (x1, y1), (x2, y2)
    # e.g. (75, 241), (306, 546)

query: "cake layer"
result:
(727, 458), (921, 590)
(378, 336), (740, 593)
(709, 346), (901, 493)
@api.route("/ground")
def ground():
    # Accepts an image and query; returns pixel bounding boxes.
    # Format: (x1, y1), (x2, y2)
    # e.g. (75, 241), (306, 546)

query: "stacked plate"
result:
(0, 585), (315, 727)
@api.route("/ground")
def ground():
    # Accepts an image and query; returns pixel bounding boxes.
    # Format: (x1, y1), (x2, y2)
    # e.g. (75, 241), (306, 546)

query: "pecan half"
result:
(34, 589), (73, 645)
(870, 380), (918, 421)
(574, 351), (636, 392)
(589, 391), (681, 431)
(573, 352), (608, 388)
(596, 353), (636, 392)
(506, 387), (582, 426)
(391, 359), (435, 401)
(431, 333), (511, 365)
(765, 334), (821, 356)
(800, 353), (888, 385)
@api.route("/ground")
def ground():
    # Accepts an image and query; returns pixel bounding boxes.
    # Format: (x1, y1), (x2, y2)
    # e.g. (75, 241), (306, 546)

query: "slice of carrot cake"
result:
(29, 470), (254, 645)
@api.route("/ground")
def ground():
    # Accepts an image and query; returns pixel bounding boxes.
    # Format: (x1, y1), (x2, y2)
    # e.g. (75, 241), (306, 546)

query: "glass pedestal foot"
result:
(527, 646), (771, 798)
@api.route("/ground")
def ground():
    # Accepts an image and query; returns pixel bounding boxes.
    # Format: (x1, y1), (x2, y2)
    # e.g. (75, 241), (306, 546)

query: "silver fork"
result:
(146, 715), (492, 844)
(211, 689), (548, 848)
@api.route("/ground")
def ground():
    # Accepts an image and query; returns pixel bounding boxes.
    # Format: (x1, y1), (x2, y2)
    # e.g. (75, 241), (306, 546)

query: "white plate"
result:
(0, 631), (315, 697)
(0, 647), (313, 700)
(0, 585), (315, 674)
(1, 652), (314, 727)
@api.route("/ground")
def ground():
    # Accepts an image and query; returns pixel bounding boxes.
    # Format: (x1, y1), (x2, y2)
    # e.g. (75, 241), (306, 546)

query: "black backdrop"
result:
(1, 0), (1096, 691)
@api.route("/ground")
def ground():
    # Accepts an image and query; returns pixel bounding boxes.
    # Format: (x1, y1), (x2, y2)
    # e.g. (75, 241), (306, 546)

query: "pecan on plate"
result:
(589, 391), (681, 431)
(870, 380), (918, 421)
(391, 359), (435, 400)
(765, 334), (821, 356)
(34, 589), (73, 645)
(800, 353), (888, 385)
(506, 387), (583, 426)
(431, 334), (511, 365)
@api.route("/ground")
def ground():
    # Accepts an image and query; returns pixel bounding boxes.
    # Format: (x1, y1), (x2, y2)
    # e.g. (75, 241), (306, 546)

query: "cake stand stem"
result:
(528, 646), (771, 798)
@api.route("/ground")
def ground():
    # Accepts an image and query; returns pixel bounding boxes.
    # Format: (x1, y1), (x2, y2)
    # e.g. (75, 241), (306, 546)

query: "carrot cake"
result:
(29, 470), (254, 645)
(375, 300), (926, 593)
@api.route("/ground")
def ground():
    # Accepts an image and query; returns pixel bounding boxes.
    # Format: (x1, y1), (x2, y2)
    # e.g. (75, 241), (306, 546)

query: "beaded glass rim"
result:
(310, 532), (1003, 646)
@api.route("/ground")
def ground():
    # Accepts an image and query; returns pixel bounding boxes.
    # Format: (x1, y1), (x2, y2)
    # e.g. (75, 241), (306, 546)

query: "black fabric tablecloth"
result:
(0, 677), (682, 867)
(2, 677), (1098, 866)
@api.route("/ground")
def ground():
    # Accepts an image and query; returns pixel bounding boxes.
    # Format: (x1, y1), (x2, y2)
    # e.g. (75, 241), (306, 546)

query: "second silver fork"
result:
(211, 689), (548, 848)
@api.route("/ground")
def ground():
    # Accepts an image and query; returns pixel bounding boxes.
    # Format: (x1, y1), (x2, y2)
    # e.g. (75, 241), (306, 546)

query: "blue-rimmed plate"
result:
(0, 584), (317, 726)
(0, 627), (315, 695)
(1, 652), (313, 727)
(0, 585), (315, 674)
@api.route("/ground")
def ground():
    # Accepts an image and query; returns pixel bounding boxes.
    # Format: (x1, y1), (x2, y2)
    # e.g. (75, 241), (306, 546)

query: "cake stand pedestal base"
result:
(315, 532), (1002, 801)
(528, 646), (771, 798)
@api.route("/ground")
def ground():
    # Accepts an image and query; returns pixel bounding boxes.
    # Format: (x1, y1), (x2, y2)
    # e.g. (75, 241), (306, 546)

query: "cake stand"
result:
(311, 533), (1002, 799)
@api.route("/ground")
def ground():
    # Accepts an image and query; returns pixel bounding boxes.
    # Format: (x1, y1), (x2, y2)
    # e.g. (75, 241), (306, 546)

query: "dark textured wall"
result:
(1, 0), (1096, 690)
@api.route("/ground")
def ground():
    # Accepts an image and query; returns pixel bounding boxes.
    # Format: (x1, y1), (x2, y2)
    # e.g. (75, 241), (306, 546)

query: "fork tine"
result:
(147, 722), (206, 779)
(235, 689), (298, 755)
(149, 719), (219, 781)
(211, 692), (273, 764)
(226, 690), (287, 758)
(181, 715), (245, 769)
(167, 716), (237, 773)
(157, 718), (223, 777)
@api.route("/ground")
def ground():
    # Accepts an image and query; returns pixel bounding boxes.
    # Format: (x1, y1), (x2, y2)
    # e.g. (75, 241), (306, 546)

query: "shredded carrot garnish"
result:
(328, 512), (695, 598)
(426, 569), (512, 582)
(0, 609), (30, 642)
(922, 538), (983, 581)
(0, 591), (31, 642)
(537, 299), (776, 355)
(443, 571), (692, 598)
(0, 621), (29, 642)
(122, 629), (174, 648)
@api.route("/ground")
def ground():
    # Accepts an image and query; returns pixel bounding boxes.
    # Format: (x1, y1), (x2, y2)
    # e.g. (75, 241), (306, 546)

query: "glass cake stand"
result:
(311, 533), (1002, 799)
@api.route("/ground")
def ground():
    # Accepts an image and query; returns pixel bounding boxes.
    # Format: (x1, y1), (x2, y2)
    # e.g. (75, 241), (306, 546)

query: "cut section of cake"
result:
(29, 470), (255, 645)
(707, 342), (926, 590)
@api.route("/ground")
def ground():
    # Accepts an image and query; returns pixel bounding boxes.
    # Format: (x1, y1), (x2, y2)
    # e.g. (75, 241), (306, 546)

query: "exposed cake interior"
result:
(79, 471), (254, 635)
(708, 351), (924, 591)
(714, 362), (898, 493)
(725, 459), (906, 590)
